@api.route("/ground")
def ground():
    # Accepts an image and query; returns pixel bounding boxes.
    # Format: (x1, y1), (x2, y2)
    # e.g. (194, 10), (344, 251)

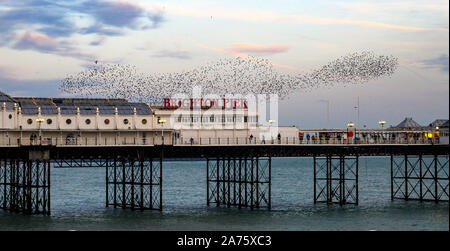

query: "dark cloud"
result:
(12, 31), (94, 61)
(0, 0), (165, 55)
(83, 1), (144, 27)
(152, 50), (192, 60)
(89, 36), (106, 46)
(0, 0), (164, 37)
(422, 54), (449, 72)
(0, 1), (75, 38)
(80, 23), (123, 36)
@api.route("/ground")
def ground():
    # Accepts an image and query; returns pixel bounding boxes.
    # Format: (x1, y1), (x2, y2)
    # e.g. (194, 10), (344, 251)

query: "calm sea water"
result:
(0, 157), (448, 231)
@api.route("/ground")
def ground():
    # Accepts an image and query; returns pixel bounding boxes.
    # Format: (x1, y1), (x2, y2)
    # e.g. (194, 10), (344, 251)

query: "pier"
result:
(0, 139), (448, 215)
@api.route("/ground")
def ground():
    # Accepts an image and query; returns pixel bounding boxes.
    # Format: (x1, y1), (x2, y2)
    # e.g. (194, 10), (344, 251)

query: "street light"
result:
(36, 118), (44, 144)
(158, 119), (166, 144)
(268, 120), (276, 143)
(378, 120), (386, 129)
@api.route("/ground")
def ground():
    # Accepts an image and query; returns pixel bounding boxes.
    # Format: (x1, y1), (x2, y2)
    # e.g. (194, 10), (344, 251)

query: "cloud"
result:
(0, 0), (165, 43)
(422, 54), (449, 72)
(152, 50), (192, 59)
(80, 0), (164, 29)
(0, 1), (76, 38)
(12, 31), (94, 61)
(229, 43), (289, 55)
(13, 32), (58, 52)
(0, 1), (165, 61)
(80, 23), (123, 36)
(89, 36), (106, 46)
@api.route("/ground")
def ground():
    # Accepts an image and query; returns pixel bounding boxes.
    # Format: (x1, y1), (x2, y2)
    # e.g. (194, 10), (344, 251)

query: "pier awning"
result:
(394, 117), (422, 128)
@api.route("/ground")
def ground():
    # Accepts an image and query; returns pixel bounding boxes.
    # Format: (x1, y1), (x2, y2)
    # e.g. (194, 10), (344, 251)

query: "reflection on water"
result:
(0, 157), (448, 231)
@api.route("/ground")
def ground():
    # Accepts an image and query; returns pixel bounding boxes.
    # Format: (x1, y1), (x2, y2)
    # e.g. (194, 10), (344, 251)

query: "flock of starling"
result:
(60, 51), (398, 102)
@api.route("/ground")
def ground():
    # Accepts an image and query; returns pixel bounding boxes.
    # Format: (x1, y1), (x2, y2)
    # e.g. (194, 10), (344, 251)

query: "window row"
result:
(25, 118), (149, 125)
(175, 115), (258, 123)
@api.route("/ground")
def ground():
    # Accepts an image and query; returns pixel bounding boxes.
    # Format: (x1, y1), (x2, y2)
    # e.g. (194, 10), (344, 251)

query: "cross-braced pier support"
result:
(206, 156), (271, 210)
(53, 158), (108, 168)
(314, 155), (359, 205)
(0, 158), (51, 215)
(106, 157), (162, 210)
(391, 154), (449, 202)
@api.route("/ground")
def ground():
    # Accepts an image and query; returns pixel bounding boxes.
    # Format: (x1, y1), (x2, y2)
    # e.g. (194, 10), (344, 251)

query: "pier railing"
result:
(0, 136), (441, 147)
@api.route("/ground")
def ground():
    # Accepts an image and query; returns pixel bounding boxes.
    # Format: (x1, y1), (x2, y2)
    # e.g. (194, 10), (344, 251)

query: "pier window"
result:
(248, 116), (258, 123)
(85, 119), (91, 125)
(142, 119), (147, 125)
(124, 119), (129, 125)
(181, 116), (190, 123)
(27, 118), (33, 125)
(104, 119), (110, 125)
(66, 119), (72, 125)
(8, 114), (12, 119)
(47, 119), (52, 125)
(216, 116), (225, 123)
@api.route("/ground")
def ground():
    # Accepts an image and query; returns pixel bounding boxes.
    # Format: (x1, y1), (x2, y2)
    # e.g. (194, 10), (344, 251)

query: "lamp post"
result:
(346, 122), (354, 144)
(435, 126), (439, 143)
(36, 118), (44, 144)
(378, 120), (387, 143)
(158, 119), (166, 144)
(269, 120), (276, 143)
(354, 97), (360, 138)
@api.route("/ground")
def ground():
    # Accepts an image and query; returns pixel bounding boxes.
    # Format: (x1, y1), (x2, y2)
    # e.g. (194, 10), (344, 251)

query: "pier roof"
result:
(394, 117), (422, 128)
(428, 119), (449, 128)
(11, 96), (152, 115)
(0, 90), (16, 103)
(442, 120), (449, 128)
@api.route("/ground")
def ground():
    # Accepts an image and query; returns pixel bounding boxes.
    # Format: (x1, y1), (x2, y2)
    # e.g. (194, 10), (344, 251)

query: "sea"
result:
(0, 157), (448, 231)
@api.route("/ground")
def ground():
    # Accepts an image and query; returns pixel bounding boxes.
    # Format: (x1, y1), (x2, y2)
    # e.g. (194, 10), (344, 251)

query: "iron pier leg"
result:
(405, 155), (408, 201)
(256, 156), (260, 209)
(206, 158), (210, 206)
(313, 155), (317, 204)
(390, 155), (394, 201)
(434, 154), (438, 203)
(238, 158), (242, 209)
(227, 157), (231, 208)
(268, 156), (272, 210)
(159, 151), (163, 211)
(113, 158), (117, 208)
(419, 154), (423, 201)
(106, 159), (109, 208)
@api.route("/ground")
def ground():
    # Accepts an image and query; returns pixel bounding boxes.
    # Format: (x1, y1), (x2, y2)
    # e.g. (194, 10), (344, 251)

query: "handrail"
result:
(0, 136), (441, 146)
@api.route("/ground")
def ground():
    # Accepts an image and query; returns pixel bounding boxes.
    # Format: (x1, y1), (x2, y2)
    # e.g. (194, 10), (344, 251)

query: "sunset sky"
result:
(0, 0), (448, 128)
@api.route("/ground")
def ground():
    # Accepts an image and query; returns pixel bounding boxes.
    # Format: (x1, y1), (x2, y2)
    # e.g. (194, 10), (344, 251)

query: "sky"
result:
(0, 0), (448, 128)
